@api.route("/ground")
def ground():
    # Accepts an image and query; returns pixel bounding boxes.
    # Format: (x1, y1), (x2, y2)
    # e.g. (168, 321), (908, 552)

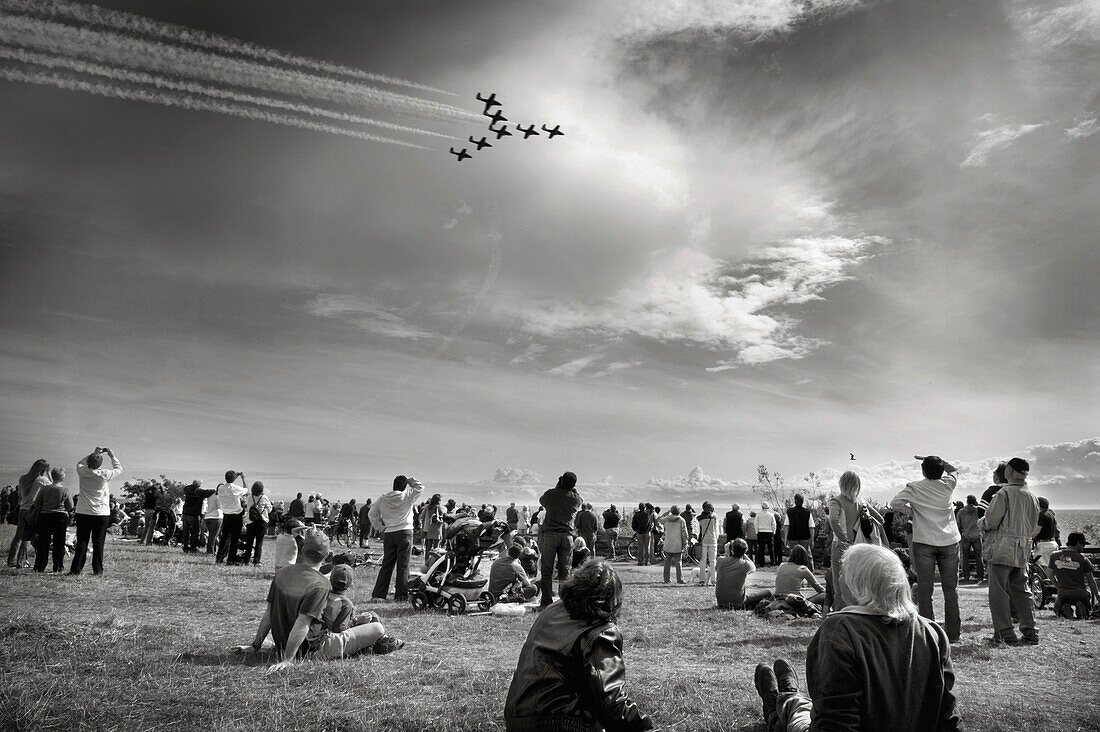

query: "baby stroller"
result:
(408, 518), (509, 615)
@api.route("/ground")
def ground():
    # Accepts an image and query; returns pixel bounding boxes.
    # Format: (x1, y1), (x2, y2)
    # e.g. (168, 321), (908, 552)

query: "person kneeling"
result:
(505, 559), (654, 732)
(1049, 532), (1099, 620)
(752, 544), (958, 732)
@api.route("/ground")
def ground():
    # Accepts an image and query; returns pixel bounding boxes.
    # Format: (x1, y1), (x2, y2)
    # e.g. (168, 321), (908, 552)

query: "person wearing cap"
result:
(180, 479), (215, 554)
(1048, 532), (1099, 619)
(978, 457), (1041, 645)
(314, 565), (403, 658)
(368, 475), (425, 601)
(890, 455), (962, 642)
(537, 472), (583, 607)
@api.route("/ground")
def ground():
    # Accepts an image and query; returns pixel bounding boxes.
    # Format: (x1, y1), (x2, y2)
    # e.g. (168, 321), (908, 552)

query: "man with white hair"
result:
(755, 502), (777, 567)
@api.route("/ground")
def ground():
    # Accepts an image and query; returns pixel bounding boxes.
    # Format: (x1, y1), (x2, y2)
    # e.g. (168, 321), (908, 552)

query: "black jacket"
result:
(602, 509), (621, 530)
(539, 488), (583, 533)
(724, 509), (743, 540)
(181, 485), (215, 516)
(504, 602), (653, 732)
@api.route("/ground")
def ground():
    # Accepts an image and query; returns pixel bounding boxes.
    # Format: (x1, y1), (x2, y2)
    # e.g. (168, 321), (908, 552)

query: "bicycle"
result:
(322, 519), (355, 548)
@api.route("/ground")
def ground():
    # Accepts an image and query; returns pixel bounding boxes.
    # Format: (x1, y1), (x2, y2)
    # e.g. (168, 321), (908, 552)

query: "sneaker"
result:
(773, 658), (799, 694)
(753, 662), (779, 722)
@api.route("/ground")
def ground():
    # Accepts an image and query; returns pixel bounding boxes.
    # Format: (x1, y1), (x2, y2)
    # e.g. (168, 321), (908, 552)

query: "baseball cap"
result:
(329, 564), (354, 593)
(1067, 532), (1089, 546)
(300, 530), (330, 562)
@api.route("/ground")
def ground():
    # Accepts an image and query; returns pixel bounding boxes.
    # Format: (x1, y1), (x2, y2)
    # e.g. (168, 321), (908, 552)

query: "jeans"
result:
(989, 563), (1036, 640)
(216, 513), (244, 564)
(142, 508), (157, 545)
(6, 508), (33, 566)
(959, 537), (984, 581)
(606, 528), (619, 558)
(768, 692), (812, 732)
(372, 530), (413, 600)
(180, 514), (202, 553)
(774, 532), (785, 564)
(663, 551), (683, 583)
(757, 532), (774, 566)
(538, 530), (573, 604)
(240, 520), (267, 565)
(34, 512), (68, 572)
(1053, 588), (1092, 618)
(700, 544), (718, 584)
(204, 518), (221, 553)
(912, 541), (961, 641)
(70, 514), (110, 575)
(830, 542), (850, 609)
(317, 621), (386, 658)
(636, 532), (652, 565)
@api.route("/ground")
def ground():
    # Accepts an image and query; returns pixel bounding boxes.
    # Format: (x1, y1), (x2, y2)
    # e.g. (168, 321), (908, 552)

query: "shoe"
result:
(986, 635), (1019, 647)
(677, 580), (687, 584)
(773, 658), (799, 694)
(1075, 602), (1089, 619)
(1060, 604), (1076, 619)
(754, 663), (779, 722)
(1021, 635), (1039, 646)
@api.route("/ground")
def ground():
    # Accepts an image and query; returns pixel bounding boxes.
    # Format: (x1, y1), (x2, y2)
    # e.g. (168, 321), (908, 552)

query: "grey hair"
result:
(841, 544), (917, 623)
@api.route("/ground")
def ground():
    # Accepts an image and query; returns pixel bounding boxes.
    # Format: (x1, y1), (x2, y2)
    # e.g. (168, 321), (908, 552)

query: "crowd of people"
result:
(3, 449), (1098, 730)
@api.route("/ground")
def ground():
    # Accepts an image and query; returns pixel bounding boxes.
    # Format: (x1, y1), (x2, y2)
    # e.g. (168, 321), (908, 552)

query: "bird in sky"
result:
(850, 453), (856, 461)
(516, 124), (539, 139)
(468, 136), (491, 151)
(541, 124), (564, 138)
(449, 147), (471, 161)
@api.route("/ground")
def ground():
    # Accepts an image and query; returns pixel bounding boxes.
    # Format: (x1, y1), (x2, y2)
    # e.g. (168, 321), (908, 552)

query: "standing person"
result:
(745, 512), (758, 560)
(32, 467), (73, 573)
(724, 504), (744, 546)
(696, 502), (720, 586)
(659, 506), (688, 585)
(368, 475), (425, 601)
(203, 485), (223, 555)
(506, 502), (520, 532)
(70, 447), (123, 576)
(1034, 497), (1061, 567)
(215, 470), (249, 565)
(978, 463), (1008, 516)
(518, 505), (530, 535)
(180, 480), (216, 554)
(682, 504), (697, 542)
(755, 502), (777, 567)
(289, 493), (305, 520)
(240, 482), (274, 567)
(827, 471), (883, 610)
(536, 472), (583, 608)
(602, 504), (621, 560)
(773, 506), (786, 565)
(890, 455), (962, 643)
(979, 457), (1041, 645)
(956, 495), (984, 583)
(358, 498), (372, 548)
(420, 494), (444, 553)
(0, 486), (10, 525)
(784, 495), (816, 571)
(7, 459), (50, 568)
(631, 503), (653, 566)
(574, 503), (599, 558)
(141, 482), (162, 546)
(304, 495), (316, 526)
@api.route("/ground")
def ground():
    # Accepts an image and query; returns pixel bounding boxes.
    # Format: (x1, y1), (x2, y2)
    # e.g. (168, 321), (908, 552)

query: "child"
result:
(310, 564), (403, 658)
(571, 536), (591, 569)
(273, 517), (306, 571)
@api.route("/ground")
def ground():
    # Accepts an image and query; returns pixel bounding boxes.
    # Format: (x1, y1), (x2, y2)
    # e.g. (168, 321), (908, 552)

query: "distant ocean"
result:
(1059, 509), (1100, 532)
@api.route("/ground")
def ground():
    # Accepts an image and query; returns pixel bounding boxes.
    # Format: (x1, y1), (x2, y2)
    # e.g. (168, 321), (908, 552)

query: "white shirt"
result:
(203, 496), (222, 520)
(755, 510), (776, 533)
(890, 473), (961, 547)
(216, 482), (247, 515)
(247, 493), (273, 523)
(367, 479), (425, 533)
(76, 455), (123, 516)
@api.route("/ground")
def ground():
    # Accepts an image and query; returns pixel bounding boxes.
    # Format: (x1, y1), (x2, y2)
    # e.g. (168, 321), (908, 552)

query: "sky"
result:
(1, 0), (1098, 505)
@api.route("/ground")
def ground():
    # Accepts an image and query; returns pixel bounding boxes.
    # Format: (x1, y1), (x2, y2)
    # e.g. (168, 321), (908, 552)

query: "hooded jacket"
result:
(367, 479), (424, 533)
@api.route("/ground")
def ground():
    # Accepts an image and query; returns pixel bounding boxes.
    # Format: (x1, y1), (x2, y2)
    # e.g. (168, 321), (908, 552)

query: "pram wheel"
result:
(477, 592), (495, 612)
(447, 594), (467, 616)
(410, 591), (429, 611)
(432, 594), (449, 609)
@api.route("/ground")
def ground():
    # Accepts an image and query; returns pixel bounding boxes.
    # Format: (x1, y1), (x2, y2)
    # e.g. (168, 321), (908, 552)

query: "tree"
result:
(752, 465), (791, 508)
(120, 475), (189, 510)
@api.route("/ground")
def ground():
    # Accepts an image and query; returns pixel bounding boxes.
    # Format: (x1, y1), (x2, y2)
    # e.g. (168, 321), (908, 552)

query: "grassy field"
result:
(1, 526), (1099, 732)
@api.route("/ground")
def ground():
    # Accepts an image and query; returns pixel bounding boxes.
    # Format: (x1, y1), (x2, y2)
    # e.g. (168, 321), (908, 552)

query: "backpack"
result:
(248, 496), (265, 524)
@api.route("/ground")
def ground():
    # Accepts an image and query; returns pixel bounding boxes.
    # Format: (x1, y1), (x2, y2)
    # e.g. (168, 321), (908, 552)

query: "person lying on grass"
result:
(504, 559), (654, 732)
(232, 531), (400, 672)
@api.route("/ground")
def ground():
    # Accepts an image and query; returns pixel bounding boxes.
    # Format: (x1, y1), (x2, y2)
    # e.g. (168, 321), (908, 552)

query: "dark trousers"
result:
(372, 530), (412, 600)
(204, 518), (221, 553)
(774, 532), (785, 563)
(912, 541), (961, 641)
(34, 512), (68, 572)
(538, 530), (573, 605)
(240, 520), (267, 565)
(959, 537), (984, 581)
(70, 514), (110, 576)
(6, 508), (33, 566)
(216, 513), (244, 564)
(756, 532), (774, 566)
(180, 514), (202, 553)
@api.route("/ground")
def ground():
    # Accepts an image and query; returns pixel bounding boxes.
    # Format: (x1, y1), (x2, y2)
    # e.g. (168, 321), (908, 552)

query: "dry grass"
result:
(1, 526), (1099, 731)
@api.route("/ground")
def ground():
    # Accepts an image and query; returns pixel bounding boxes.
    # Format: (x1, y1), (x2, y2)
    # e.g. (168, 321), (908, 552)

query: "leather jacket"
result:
(505, 602), (654, 732)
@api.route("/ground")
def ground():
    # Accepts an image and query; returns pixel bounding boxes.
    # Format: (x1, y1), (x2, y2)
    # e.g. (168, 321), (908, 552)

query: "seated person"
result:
(514, 535), (540, 579)
(489, 544), (538, 601)
(716, 539), (772, 610)
(504, 560), (654, 732)
(313, 564), (403, 658)
(571, 536), (591, 569)
(1049, 532), (1099, 619)
(752, 544), (958, 732)
(774, 545), (826, 606)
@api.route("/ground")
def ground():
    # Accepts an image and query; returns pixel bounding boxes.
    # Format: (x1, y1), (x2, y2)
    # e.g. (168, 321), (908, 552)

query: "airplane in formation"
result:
(468, 136), (491, 151)
(490, 123), (513, 139)
(516, 124), (539, 139)
(541, 124), (564, 139)
(476, 92), (500, 112)
(485, 110), (507, 125)
(449, 147), (471, 161)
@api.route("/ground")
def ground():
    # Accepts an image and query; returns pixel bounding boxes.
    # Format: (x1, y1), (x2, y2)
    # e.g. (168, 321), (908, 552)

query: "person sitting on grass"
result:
(1049, 532), (1099, 619)
(716, 538), (772, 610)
(505, 559), (654, 732)
(774, 545), (826, 607)
(315, 564), (403, 658)
(752, 544), (958, 732)
(490, 544), (538, 602)
(571, 536), (591, 569)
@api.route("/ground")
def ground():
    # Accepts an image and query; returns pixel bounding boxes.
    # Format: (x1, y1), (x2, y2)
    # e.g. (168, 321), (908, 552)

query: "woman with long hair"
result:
(505, 560), (654, 732)
(240, 481), (273, 567)
(774, 544), (826, 606)
(826, 471), (884, 609)
(421, 493), (444, 552)
(7, 458), (50, 568)
(32, 467), (73, 572)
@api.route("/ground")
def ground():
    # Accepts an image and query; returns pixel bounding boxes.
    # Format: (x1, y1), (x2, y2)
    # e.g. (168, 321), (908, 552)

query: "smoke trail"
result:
(0, 45), (458, 140)
(0, 0), (456, 96)
(0, 14), (478, 122)
(0, 66), (430, 148)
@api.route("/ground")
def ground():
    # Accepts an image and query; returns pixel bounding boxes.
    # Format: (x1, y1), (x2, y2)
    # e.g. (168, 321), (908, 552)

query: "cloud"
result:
(1065, 114), (1099, 139)
(960, 121), (1045, 167)
(509, 343), (548, 365)
(488, 467), (544, 485)
(519, 236), (884, 365)
(548, 354), (603, 377)
(644, 466), (744, 493)
(591, 361), (642, 378)
(305, 294), (434, 340)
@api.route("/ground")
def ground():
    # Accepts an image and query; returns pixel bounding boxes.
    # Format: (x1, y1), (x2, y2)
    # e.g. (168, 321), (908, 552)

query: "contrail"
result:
(0, 66), (430, 148)
(0, 0), (456, 96)
(0, 45), (458, 140)
(0, 14), (478, 122)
